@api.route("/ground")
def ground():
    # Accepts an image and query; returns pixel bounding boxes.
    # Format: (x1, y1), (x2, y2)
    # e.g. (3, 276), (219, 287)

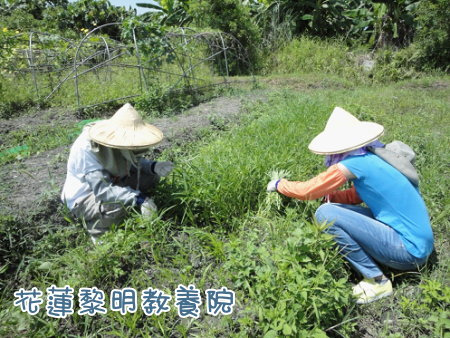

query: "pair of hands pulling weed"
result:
(141, 198), (158, 217)
(260, 169), (291, 216)
(266, 169), (290, 192)
(153, 161), (174, 177)
(267, 179), (280, 192)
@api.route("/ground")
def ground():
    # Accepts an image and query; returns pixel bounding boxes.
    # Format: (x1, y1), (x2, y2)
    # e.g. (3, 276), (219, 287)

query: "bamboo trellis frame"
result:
(1, 24), (254, 109)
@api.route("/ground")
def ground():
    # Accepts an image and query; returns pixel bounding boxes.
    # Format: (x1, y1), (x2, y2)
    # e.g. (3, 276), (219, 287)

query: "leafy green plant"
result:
(255, 0), (370, 39)
(266, 36), (365, 81)
(372, 47), (420, 82)
(51, 0), (134, 38)
(134, 82), (206, 117)
(413, 0), (450, 71)
(137, 0), (192, 27)
(0, 27), (29, 71)
(121, 16), (170, 66)
(0, 0), (68, 21)
(188, 0), (261, 75)
(398, 279), (450, 336)
(224, 212), (352, 336)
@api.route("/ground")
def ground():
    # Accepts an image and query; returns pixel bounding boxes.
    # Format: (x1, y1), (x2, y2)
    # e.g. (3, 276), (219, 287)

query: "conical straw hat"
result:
(89, 103), (163, 150)
(308, 107), (384, 155)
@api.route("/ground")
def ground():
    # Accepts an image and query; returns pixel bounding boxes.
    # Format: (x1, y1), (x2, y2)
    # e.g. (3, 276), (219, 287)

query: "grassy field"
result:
(0, 35), (449, 336)
(1, 72), (448, 337)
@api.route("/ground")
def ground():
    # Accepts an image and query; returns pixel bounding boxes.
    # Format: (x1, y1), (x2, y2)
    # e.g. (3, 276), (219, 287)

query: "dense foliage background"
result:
(1, 0), (449, 70)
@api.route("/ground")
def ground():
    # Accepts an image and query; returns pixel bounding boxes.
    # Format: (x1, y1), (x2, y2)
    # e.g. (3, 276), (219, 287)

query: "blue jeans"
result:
(315, 203), (428, 279)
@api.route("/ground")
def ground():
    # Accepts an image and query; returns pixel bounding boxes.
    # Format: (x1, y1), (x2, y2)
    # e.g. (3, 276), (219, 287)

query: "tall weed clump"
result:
(263, 36), (439, 83)
(171, 94), (324, 226)
(265, 36), (363, 81)
(371, 47), (420, 82)
(188, 0), (261, 75)
(413, 0), (450, 71)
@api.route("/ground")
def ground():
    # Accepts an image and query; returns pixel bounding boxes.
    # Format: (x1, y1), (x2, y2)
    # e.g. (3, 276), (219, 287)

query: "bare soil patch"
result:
(0, 107), (78, 138)
(262, 76), (350, 91)
(401, 81), (449, 90)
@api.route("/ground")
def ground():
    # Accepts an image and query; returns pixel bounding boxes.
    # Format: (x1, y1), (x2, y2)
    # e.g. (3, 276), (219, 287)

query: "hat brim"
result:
(308, 122), (384, 155)
(89, 120), (163, 150)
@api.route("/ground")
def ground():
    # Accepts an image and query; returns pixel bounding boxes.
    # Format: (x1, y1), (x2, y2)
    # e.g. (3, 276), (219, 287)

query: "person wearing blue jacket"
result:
(267, 107), (434, 304)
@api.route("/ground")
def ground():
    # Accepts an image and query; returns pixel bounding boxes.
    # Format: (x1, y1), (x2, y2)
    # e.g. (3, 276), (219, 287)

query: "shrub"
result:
(0, 0), (68, 21)
(413, 0), (450, 71)
(265, 36), (363, 80)
(188, 0), (261, 74)
(0, 9), (49, 31)
(48, 0), (134, 39)
(134, 83), (193, 117)
(372, 46), (420, 82)
(224, 212), (352, 336)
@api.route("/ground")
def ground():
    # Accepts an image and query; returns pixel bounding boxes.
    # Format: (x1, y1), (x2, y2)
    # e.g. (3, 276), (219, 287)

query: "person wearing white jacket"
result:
(61, 103), (173, 244)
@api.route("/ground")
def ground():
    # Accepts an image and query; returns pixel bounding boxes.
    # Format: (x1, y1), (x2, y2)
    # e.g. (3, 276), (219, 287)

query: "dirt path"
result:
(0, 93), (266, 215)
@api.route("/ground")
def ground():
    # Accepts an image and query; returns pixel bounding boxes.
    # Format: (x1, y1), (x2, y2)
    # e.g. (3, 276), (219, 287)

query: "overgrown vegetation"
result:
(0, 119), (96, 165)
(413, 0), (450, 71)
(2, 74), (448, 336)
(1, 0), (449, 336)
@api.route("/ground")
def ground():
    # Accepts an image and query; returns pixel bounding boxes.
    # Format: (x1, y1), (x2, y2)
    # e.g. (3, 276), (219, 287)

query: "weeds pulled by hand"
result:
(259, 169), (291, 216)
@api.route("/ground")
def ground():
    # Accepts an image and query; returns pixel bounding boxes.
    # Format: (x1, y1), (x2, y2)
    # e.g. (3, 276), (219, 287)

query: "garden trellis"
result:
(1, 24), (253, 109)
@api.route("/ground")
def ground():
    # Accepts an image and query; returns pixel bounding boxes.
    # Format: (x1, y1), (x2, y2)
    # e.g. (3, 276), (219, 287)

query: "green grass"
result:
(0, 73), (448, 336)
(0, 119), (98, 166)
(0, 84), (248, 167)
(266, 36), (363, 80)
(223, 213), (353, 336)
(0, 45), (228, 119)
(265, 36), (441, 84)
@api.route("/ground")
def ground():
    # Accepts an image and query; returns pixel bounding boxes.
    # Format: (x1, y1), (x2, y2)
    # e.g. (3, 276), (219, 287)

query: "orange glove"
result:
(277, 164), (347, 200)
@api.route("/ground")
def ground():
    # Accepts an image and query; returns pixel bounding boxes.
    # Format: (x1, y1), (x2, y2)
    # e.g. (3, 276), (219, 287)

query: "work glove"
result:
(141, 198), (157, 217)
(266, 179), (280, 192)
(154, 161), (174, 177)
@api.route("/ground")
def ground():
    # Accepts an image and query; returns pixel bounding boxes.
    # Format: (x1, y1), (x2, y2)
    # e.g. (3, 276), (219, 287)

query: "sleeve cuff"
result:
(135, 193), (147, 206)
(150, 161), (157, 174)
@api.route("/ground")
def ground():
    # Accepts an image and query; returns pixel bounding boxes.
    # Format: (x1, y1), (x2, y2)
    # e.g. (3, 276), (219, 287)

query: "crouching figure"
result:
(61, 103), (173, 244)
(267, 107), (434, 304)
